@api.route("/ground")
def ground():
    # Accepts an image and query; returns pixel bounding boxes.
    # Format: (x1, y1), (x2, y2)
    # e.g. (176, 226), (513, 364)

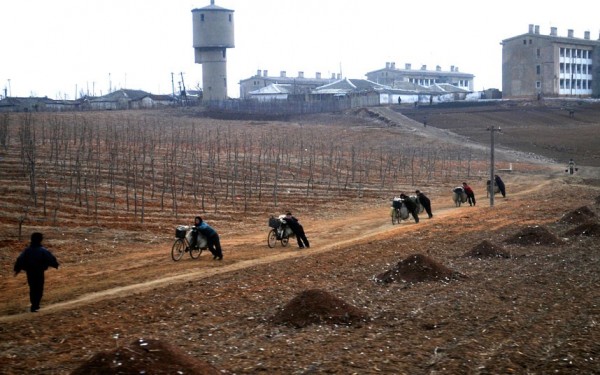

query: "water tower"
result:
(192, 0), (235, 101)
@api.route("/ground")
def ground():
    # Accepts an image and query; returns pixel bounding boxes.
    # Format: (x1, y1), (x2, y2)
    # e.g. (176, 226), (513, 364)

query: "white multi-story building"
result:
(502, 24), (600, 98)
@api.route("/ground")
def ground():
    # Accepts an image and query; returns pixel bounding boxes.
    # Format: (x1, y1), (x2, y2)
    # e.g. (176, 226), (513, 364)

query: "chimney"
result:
(584, 31), (590, 40)
(436, 65), (441, 71)
(337, 73), (341, 79)
(263, 70), (268, 77)
(568, 29), (574, 38)
(421, 65), (427, 70)
(386, 62), (390, 69)
(256, 69), (262, 77)
(535, 25), (540, 34)
(455, 67), (459, 72)
(550, 27), (557, 36)
(405, 63), (411, 70)
(391, 62), (396, 69)
(528, 24), (534, 33)
(450, 65), (455, 72)
(331, 73), (336, 79)
(280, 71), (286, 78)
(316, 72), (321, 79)
(298, 71), (304, 78)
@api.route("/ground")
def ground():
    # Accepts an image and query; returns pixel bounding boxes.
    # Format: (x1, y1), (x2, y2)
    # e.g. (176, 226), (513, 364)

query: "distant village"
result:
(2, 20), (598, 114)
(0, 62), (500, 114)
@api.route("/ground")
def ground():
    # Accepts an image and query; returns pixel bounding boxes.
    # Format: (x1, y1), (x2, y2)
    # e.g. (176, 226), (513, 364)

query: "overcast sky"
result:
(2, 0), (599, 99)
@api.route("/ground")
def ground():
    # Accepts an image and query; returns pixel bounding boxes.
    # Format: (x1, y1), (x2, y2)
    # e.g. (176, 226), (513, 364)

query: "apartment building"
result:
(502, 24), (600, 98)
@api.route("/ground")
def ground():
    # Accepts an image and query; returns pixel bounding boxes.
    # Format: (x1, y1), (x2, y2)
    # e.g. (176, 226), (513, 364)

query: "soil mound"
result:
(504, 225), (562, 246)
(558, 206), (596, 224)
(565, 222), (600, 237)
(463, 240), (511, 258)
(71, 338), (221, 375)
(270, 289), (370, 328)
(375, 253), (466, 284)
(595, 195), (600, 206)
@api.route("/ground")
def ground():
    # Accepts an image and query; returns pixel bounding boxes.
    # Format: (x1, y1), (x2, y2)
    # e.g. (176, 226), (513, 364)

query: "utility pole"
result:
(7, 79), (11, 97)
(487, 126), (501, 207)
(171, 72), (175, 98)
(180, 72), (187, 106)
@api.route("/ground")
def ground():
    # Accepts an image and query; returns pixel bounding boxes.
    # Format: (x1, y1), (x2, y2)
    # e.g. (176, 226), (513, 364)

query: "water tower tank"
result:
(191, 1), (235, 101)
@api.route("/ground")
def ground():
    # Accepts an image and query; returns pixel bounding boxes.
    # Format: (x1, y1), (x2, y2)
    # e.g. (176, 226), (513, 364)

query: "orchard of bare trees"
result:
(0, 110), (490, 236)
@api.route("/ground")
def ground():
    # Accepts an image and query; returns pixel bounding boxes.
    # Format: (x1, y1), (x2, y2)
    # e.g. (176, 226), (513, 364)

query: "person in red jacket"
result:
(462, 182), (476, 206)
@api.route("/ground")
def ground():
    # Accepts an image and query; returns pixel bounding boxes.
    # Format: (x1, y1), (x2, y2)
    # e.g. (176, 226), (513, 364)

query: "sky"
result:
(2, 0), (599, 99)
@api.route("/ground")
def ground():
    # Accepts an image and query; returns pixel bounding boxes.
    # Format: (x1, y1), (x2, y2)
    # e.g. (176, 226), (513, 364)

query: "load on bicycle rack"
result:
(267, 215), (295, 248)
(171, 225), (208, 261)
(390, 196), (422, 225)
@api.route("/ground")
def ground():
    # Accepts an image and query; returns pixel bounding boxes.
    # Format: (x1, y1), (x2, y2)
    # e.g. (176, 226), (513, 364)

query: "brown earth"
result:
(1, 102), (600, 374)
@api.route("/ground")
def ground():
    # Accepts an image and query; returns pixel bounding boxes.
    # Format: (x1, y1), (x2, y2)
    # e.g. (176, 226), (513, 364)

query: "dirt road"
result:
(0, 171), (560, 323)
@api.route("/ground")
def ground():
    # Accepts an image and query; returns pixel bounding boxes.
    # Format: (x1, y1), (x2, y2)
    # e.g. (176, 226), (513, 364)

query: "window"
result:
(229, 14), (232, 22)
(536, 81), (541, 88)
(201, 14), (205, 21)
(560, 48), (565, 57)
(560, 79), (564, 89)
(536, 65), (541, 75)
(560, 63), (565, 73)
(523, 39), (527, 45)
(537, 48), (541, 57)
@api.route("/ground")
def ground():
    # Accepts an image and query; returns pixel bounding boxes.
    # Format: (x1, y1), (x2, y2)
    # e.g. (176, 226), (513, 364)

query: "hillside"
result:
(0, 105), (599, 374)
(396, 99), (600, 167)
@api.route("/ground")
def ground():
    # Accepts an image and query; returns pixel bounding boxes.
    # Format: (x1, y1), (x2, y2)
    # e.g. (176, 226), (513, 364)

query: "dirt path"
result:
(0, 174), (558, 323)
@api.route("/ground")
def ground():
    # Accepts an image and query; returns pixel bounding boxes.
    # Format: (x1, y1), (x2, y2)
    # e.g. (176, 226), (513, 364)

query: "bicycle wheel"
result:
(189, 245), (203, 259)
(281, 236), (290, 247)
(267, 229), (278, 248)
(171, 239), (185, 261)
(392, 209), (399, 225)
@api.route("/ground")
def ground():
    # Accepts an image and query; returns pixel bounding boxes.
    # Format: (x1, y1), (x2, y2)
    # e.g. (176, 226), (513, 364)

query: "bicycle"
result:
(171, 225), (205, 261)
(391, 199), (404, 225)
(267, 216), (294, 248)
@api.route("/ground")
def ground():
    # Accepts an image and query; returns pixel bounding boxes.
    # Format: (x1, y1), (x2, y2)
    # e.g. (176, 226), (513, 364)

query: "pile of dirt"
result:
(71, 338), (221, 375)
(463, 240), (511, 258)
(504, 225), (562, 246)
(595, 195), (600, 206)
(564, 222), (600, 237)
(375, 253), (467, 284)
(558, 206), (596, 224)
(270, 289), (370, 328)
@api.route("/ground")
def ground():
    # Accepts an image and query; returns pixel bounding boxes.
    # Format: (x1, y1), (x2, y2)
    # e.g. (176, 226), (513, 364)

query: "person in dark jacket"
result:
(14, 232), (59, 312)
(415, 190), (433, 218)
(399, 193), (419, 223)
(196, 217), (223, 260)
(462, 182), (476, 206)
(285, 212), (310, 249)
(494, 174), (506, 198)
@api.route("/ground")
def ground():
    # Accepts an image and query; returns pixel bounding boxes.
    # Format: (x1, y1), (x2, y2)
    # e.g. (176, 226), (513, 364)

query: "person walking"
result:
(494, 174), (506, 198)
(415, 190), (433, 218)
(285, 212), (310, 249)
(399, 193), (419, 223)
(196, 217), (223, 260)
(14, 232), (59, 312)
(462, 182), (476, 206)
(567, 159), (576, 175)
